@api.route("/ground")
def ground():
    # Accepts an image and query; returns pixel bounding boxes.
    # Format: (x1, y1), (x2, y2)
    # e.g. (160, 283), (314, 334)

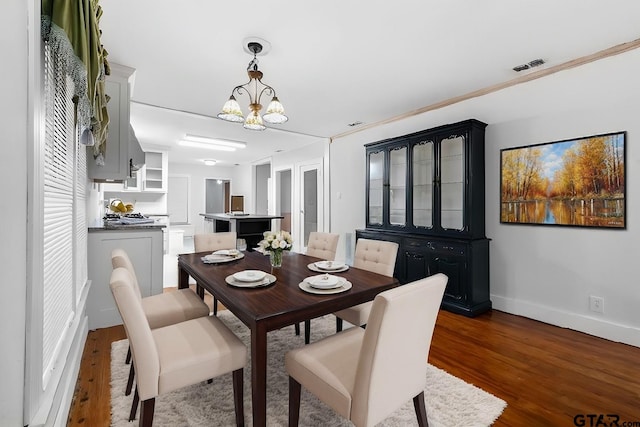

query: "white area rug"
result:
(111, 311), (506, 426)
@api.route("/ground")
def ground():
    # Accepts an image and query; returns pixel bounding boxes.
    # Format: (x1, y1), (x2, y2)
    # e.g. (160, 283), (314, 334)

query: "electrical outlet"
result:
(589, 296), (604, 313)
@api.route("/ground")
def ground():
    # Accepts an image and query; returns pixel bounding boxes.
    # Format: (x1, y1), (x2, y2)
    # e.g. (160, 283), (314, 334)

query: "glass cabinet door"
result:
(389, 146), (407, 226)
(440, 135), (465, 230)
(368, 150), (384, 225)
(412, 141), (434, 228)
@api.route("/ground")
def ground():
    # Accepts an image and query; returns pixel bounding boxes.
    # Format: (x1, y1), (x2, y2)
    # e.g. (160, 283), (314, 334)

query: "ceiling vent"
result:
(528, 58), (545, 68)
(512, 58), (545, 72)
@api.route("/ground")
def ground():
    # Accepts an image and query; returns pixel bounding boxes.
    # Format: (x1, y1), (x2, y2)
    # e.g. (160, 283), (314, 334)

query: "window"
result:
(42, 42), (75, 385)
(28, 39), (89, 414)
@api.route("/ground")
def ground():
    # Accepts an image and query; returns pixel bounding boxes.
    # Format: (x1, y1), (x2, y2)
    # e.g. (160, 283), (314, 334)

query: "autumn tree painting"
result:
(500, 132), (625, 228)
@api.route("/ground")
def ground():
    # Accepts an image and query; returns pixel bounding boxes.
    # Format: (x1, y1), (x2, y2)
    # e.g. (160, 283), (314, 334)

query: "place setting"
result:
(225, 269), (276, 288)
(307, 260), (349, 273)
(201, 248), (245, 264)
(299, 273), (352, 294)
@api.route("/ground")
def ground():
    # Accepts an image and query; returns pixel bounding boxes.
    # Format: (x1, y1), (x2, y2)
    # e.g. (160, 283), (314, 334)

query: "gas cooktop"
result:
(104, 212), (146, 220)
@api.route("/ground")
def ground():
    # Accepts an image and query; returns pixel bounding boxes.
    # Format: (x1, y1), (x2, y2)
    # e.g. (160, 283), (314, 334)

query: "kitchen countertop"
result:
(200, 213), (284, 220)
(88, 219), (166, 231)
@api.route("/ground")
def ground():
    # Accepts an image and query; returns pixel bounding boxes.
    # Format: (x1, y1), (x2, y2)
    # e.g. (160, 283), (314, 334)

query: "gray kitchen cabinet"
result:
(86, 226), (164, 329)
(87, 63), (136, 182)
(102, 151), (168, 193)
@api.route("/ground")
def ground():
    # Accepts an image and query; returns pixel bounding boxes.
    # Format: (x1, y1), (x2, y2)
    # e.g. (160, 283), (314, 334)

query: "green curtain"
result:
(42, 0), (110, 157)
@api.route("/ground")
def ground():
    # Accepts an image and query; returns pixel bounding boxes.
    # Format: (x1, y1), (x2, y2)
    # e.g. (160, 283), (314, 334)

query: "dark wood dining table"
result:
(177, 250), (399, 427)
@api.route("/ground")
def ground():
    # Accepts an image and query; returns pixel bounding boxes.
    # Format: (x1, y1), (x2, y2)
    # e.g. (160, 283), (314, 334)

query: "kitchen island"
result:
(87, 220), (165, 329)
(200, 213), (284, 250)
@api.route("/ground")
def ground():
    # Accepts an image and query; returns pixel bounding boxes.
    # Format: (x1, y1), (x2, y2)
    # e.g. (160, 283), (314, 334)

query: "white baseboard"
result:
(50, 315), (88, 427)
(491, 294), (640, 348)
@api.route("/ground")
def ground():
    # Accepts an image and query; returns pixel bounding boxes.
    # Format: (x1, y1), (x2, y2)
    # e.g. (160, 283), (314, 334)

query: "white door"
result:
(299, 160), (323, 252)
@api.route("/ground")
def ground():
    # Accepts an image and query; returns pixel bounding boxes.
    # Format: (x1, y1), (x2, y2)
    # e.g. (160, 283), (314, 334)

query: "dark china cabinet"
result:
(357, 119), (491, 316)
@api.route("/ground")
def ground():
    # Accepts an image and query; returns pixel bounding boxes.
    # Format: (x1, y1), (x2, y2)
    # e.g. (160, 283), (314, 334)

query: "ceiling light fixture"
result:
(203, 159), (217, 166)
(178, 140), (235, 151)
(217, 38), (288, 131)
(183, 134), (246, 149)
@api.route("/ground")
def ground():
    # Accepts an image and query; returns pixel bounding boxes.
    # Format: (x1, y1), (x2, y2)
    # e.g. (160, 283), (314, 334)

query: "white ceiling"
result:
(98, 0), (640, 166)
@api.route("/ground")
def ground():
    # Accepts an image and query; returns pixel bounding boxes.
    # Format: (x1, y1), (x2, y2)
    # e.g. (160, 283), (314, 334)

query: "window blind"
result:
(75, 122), (88, 303)
(42, 43), (75, 385)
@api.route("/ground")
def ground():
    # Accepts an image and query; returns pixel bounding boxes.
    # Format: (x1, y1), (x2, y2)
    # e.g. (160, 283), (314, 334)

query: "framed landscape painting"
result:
(500, 131), (625, 228)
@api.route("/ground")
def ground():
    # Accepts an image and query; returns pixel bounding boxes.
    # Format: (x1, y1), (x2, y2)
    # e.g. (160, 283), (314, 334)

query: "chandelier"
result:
(217, 39), (288, 131)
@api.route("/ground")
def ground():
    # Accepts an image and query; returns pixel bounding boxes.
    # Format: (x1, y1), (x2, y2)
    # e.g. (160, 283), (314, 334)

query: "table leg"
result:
(178, 265), (189, 289)
(251, 324), (268, 427)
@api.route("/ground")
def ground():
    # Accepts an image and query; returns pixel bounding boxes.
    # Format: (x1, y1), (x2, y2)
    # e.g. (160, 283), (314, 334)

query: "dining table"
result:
(177, 249), (399, 427)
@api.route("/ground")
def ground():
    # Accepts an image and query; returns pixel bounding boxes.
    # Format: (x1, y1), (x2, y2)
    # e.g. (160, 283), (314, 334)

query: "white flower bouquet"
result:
(258, 230), (293, 252)
(258, 230), (293, 267)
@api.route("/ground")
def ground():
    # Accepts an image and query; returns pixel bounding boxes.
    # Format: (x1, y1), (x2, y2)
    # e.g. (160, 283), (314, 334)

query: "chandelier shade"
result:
(217, 96), (244, 122)
(243, 104), (266, 131)
(263, 97), (287, 124)
(217, 40), (288, 130)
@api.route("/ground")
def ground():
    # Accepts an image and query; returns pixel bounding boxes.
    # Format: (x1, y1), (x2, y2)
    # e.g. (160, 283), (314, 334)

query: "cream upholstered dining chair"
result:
(111, 248), (211, 397)
(334, 238), (398, 332)
(286, 273), (448, 427)
(110, 267), (247, 427)
(305, 231), (340, 260)
(194, 231), (237, 315)
(297, 232), (340, 344)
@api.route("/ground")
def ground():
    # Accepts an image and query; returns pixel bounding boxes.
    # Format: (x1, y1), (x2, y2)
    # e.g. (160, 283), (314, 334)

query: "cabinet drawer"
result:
(403, 238), (467, 256)
(431, 241), (466, 255)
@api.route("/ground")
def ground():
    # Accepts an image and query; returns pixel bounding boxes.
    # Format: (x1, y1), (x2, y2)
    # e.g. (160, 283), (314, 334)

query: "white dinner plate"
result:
(305, 274), (341, 289)
(225, 273), (276, 288)
(314, 261), (346, 271)
(233, 270), (267, 282)
(201, 252), (245, 264)
(307, 262), (349, 273)
(299, 280), (352, 295)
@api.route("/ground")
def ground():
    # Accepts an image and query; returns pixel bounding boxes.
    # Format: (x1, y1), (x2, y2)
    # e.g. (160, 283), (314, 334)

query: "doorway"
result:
(205, 178), (230, 214)
(275, 168), (292, 233)
(299, 160), (323, 250)
(255, 163), (271, 215)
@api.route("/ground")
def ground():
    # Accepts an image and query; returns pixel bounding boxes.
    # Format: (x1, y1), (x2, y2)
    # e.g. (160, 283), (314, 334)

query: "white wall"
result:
(271, 139), (328, 173)
(331, 48), (640, 347)
(0, 0), (28, 424)
(169, 162), (239, 233)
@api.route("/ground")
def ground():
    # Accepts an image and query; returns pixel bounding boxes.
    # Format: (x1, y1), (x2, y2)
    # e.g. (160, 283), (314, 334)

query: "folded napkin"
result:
(315, 261), (346, 270)
(212, 249), (239, 256)
(306, 274), (342, 289)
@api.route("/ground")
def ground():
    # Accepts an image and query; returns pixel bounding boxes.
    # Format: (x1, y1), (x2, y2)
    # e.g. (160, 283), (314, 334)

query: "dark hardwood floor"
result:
(67, 292), (640, 426)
